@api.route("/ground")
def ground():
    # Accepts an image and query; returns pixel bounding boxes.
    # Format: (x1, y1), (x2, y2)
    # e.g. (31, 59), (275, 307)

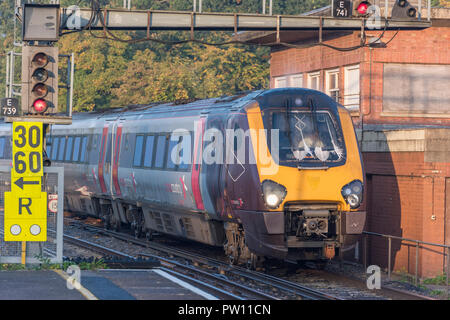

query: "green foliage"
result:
(422, 273), (448, 286)
(1, 0), (329, 111)
(0, 263), (27, 271)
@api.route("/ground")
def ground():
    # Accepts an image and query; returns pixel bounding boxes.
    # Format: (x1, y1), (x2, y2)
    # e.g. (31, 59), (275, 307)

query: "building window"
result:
(273, 74), (304, 88)
(274, 76), (287, 88)
(344, 65), (360, 111)
(307, 72), (320, 90)
(326, 69), (340, 102)
(289, 74), (303, 88)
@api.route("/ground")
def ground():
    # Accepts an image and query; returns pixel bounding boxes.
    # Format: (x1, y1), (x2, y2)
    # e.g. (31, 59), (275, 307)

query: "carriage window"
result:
(80, 136), (87, 162)
(0, 137), (5, 159)
(46, 137), (51, 159)
(154, 135), (167, 169)
(178, 134), (191, 171)
(73, 136), (81, 162)
(133, 135), (144, 167)
(51, 137), (59, 160)
(57, 137), (66, 161)
(143, 135), (155, 168)
(166, 137), (179, 170)
(65, 136), (74, 162)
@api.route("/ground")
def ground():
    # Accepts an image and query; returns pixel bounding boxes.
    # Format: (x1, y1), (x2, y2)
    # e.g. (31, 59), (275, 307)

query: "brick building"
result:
(241, 7), (450, 277)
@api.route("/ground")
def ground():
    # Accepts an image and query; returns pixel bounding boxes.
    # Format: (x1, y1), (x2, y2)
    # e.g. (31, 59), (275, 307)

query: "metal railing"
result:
(362, 231), (449, 297)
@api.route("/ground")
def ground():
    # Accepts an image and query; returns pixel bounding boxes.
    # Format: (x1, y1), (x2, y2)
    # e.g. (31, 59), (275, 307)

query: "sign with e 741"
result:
(333, 0), (351, 17)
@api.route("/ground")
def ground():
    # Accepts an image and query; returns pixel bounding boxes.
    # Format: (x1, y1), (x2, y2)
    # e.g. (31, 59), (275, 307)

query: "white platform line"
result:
(152, 269), (218, 300)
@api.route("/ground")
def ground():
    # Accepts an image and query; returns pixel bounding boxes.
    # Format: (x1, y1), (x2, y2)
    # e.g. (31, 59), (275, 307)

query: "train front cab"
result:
(242, 90), (366, 263)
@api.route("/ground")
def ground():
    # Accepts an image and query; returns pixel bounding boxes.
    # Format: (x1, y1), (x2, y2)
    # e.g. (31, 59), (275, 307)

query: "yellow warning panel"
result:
(11, 176), (42, 198)
(4, 218), (47, 242)
(12, 122), (43, 178)
(4, 192), (47, 241)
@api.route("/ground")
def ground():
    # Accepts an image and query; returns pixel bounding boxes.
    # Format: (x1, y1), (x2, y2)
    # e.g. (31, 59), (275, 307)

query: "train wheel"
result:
(145, 230), (154, 241)
(246, 253), (257, 270)
(113, 220), (121, 232)
(228, 248), (240, 265)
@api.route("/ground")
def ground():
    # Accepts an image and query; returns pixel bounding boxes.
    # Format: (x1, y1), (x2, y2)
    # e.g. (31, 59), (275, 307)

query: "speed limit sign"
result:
(48, 194), (58, 213)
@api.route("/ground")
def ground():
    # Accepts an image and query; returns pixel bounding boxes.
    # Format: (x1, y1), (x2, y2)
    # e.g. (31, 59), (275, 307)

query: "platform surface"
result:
(0, 269), (212, 300)
(0, 270), (85, 300)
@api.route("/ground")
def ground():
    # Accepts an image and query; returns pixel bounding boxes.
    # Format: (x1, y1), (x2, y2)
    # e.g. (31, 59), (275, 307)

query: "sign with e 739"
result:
(12, 122), (43, 177)
(1, 98), (20, 117)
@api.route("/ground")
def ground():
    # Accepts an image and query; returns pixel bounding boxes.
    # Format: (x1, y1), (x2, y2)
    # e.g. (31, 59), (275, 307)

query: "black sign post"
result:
(332, 0), (352, 18)
(1, 98), (20, 117)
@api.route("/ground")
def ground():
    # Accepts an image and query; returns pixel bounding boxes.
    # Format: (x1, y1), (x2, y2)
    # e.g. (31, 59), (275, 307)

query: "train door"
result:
(98, 121), (120, 197)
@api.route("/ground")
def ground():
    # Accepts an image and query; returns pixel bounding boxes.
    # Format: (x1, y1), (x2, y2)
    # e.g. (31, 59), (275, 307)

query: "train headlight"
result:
(341, 180), (363, 209)
(262, 180), (287, 209)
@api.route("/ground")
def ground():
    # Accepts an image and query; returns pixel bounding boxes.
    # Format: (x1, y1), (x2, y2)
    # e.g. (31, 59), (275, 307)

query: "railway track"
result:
(63, 219), (340, 300)
(55, 218), (434, 300)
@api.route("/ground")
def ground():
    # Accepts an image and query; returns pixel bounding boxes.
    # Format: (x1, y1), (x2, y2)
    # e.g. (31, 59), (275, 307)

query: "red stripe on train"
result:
(191, 119), (205, 211)
(112, 125), (123, 197)
(98, 126), (108, 194)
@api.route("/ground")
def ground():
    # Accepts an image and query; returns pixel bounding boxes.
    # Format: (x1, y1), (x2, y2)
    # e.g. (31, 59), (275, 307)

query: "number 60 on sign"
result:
(12, 122), (43, 177)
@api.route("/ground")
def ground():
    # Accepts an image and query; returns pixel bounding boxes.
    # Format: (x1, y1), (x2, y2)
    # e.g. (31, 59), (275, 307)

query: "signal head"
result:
(32, 52), (49, 67)
(355, 1), (371, 16)
(32, 83), (49, 98)
(32, 68), (49, 82)
(32, 99), (48, 114)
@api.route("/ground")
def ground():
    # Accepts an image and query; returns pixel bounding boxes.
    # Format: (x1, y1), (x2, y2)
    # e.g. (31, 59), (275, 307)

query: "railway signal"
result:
(353, 0), (371, 16)
(392, 0), (417, 19)
(21, 46), (59, 116)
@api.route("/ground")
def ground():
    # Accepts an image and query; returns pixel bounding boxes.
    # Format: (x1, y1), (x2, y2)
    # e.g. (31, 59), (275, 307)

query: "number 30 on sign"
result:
(12, 122), (43, 177)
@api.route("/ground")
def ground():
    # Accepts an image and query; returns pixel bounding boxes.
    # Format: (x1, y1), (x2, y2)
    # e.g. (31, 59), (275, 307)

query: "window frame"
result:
(325, 68), (340, 103)
(307, 71), (321, 91)
(57, 136), (66, 161)
(80, 135), (88, 163)
(72, 135), (82, 163)
(154, 134), (169, 170)
(344, 64), (360, 110)
(65, 136), (74, 162)
(132, 134), (145, 168)
(143, 134), (156, 168)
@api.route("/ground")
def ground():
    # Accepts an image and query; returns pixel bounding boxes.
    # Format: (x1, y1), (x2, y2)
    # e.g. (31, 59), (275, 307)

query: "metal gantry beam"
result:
(60, 8), (431, 32)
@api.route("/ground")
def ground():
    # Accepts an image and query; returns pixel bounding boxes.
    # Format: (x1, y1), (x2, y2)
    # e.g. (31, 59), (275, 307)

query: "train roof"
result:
(69, 88), (339, 121)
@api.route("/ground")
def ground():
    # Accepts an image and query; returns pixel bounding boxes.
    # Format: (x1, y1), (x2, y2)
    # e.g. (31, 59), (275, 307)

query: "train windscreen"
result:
(267, 110), (346, 167)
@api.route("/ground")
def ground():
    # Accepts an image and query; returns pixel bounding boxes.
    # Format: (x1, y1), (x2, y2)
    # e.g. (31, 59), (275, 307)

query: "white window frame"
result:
(344, 64), (360, 111)
(307, 71), (320, 91)
(273, 76), (287, 88)
(325, 68), (340, 102)
(288, 73), (303, 88)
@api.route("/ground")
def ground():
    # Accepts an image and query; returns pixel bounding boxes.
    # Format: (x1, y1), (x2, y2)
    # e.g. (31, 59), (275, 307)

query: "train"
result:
(0, 88), (366, 268)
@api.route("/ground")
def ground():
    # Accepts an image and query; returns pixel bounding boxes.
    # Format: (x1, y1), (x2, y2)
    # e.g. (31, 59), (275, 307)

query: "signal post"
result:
(2, 4), (67, 265)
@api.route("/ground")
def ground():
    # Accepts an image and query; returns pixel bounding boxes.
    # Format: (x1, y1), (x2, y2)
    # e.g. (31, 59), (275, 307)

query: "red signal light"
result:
(356, 1), (370, 15)
(33, 99), (48, 113)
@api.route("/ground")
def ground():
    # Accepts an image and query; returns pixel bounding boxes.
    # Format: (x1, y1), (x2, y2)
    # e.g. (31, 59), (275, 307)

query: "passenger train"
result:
(0, 88), (366, 267)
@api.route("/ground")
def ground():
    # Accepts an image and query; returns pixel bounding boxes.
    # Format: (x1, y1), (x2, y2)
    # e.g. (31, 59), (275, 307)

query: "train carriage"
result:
(0, 88), (366, 267)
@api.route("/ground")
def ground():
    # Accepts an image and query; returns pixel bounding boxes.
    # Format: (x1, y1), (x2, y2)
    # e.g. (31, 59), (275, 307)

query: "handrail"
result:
(362, 231), (449, 298)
